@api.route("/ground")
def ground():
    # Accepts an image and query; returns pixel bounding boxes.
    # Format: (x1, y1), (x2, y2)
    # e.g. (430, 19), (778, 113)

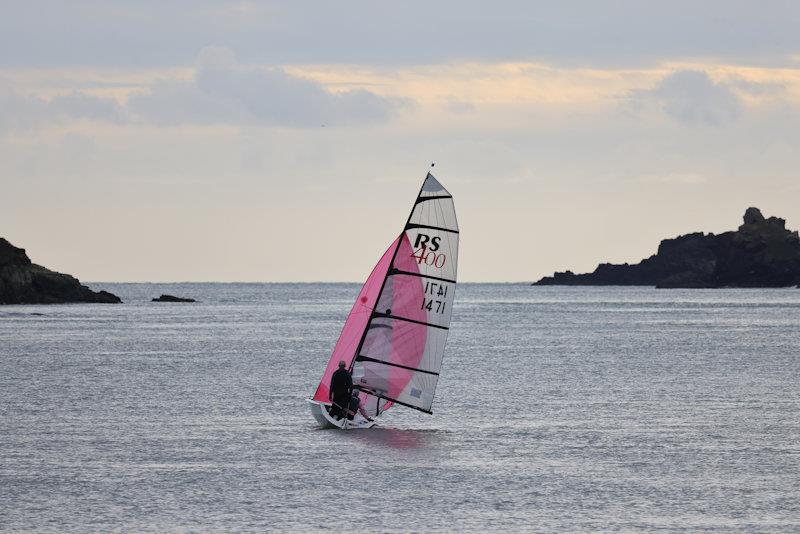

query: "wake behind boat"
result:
(308, 172), (459, 429)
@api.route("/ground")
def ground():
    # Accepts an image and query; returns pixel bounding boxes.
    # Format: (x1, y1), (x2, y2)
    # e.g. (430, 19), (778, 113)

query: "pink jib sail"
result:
(311, 236), (401, 403)
(373, 234), (427, 400)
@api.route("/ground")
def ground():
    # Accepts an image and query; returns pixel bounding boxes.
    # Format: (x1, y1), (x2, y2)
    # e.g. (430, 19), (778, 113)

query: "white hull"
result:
(307, 398), (376, 430)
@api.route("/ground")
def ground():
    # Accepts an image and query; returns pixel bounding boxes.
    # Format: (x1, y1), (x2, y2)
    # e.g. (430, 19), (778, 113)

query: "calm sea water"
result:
(1, 284), (798, 532)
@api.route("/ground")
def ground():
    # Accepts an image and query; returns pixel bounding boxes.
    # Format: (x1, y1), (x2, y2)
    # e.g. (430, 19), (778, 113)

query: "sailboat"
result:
(308, 172), (459, 429)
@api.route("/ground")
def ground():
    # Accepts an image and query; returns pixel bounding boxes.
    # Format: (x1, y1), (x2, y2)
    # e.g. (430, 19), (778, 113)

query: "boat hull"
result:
(307, 398), (376, 430)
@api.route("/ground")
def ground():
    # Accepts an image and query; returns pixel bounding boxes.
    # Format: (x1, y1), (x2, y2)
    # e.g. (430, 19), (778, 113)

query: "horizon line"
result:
(87, 280), (535, 285)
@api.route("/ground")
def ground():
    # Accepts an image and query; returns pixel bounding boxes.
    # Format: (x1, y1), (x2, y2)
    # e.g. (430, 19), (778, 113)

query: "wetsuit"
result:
(329, 367), (352, 418)
(346, 395), (361, 421)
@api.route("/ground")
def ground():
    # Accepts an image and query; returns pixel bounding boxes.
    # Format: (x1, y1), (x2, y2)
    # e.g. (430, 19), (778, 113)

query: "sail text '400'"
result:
(312, 173), (458, 418)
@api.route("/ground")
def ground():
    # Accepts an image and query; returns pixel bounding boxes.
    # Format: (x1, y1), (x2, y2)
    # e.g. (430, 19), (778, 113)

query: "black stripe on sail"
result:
(405, 223), (459, 234)
(372, 311), (449, 330)
(390, 268), (456, 284)
(357, 387), (433, 415)
(415, 195), (452, 205)
(355, 355), (440, 376)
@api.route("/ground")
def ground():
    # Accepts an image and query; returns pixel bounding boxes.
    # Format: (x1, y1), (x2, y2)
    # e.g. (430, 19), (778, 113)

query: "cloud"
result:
(727, 78), (786, 97)
(49, 92), (124, 122)
(1, 2), (800, 69)
(127, 46), (406, 127)
(0, 79), (45, 131)
(630, 70), (743, 126)
(446, 100), (476, 114)
(0, 78), (122, 132)
(0, 47), (406, 132)
(637, 172), (709, 185)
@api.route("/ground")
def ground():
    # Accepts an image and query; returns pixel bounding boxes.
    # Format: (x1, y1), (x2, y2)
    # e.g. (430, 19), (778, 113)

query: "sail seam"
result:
(373, 312), (449, 330)
(405, 223), (459, 234)
(355, 355), (440, 376)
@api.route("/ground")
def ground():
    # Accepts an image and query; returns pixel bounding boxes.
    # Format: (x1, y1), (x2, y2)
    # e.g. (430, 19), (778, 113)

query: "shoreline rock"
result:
(0, 238), (121, 304)
(534, 208), (800, 288)
(152, 294), (196, 303)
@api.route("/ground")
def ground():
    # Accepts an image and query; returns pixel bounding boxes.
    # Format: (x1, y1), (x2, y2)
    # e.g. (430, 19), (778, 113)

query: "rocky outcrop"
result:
(152, 294), (196, 302)
(0, 238), (121, 304)
(534, 208), (800, 288)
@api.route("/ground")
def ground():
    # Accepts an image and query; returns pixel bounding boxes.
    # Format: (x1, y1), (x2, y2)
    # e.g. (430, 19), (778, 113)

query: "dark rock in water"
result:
(152, 294), (196, 303)
(534, 207), (800, 288)
(0, 237), (121, 304)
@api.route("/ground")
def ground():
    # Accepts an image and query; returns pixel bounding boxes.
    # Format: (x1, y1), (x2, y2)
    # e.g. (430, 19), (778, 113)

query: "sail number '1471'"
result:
(422, 281), (448, 314)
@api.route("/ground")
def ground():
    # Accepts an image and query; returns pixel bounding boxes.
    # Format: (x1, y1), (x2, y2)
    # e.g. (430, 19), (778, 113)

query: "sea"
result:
(1, 283), (798, 533)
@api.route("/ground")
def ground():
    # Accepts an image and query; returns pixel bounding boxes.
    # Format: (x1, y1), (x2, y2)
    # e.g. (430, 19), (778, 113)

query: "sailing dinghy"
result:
(308, 173), (459, 429)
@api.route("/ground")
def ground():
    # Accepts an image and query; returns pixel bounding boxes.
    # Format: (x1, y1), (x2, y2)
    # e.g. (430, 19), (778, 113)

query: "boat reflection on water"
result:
(338, 426), (449, 450)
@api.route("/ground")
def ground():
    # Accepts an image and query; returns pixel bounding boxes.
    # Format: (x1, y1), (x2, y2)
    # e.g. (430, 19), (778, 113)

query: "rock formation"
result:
(534, 208), (800, 288)
(152, 294), (196, 302)
(0, 238), (121, 304)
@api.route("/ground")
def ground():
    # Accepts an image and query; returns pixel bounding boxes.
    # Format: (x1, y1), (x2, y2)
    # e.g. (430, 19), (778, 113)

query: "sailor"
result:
(328, 360), (352, 419)
(346, 390), (374, 422)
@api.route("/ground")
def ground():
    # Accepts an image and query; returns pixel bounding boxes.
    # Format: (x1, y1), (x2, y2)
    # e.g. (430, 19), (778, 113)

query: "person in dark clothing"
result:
(346, 390), (373, 422)
(328, 360), (352, 419)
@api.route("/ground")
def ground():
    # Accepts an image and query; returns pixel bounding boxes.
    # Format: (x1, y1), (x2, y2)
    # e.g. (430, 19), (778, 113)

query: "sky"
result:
(2, 1), (800, 282)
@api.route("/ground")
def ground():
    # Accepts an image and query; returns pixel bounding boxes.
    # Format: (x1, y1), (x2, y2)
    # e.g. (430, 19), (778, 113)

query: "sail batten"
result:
(390, 270), (457, 284)
(358, 389), (434, 415)
(355, 355), (440, 376)
(415, 195), (452, 204)
(370, 312), (450, 330)
(405, 223), (459, 234)
(312, 173), (458, 419)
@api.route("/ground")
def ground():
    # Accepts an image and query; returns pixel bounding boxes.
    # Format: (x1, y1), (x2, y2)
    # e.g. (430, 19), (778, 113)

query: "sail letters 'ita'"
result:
(307, 173), (459, 429)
